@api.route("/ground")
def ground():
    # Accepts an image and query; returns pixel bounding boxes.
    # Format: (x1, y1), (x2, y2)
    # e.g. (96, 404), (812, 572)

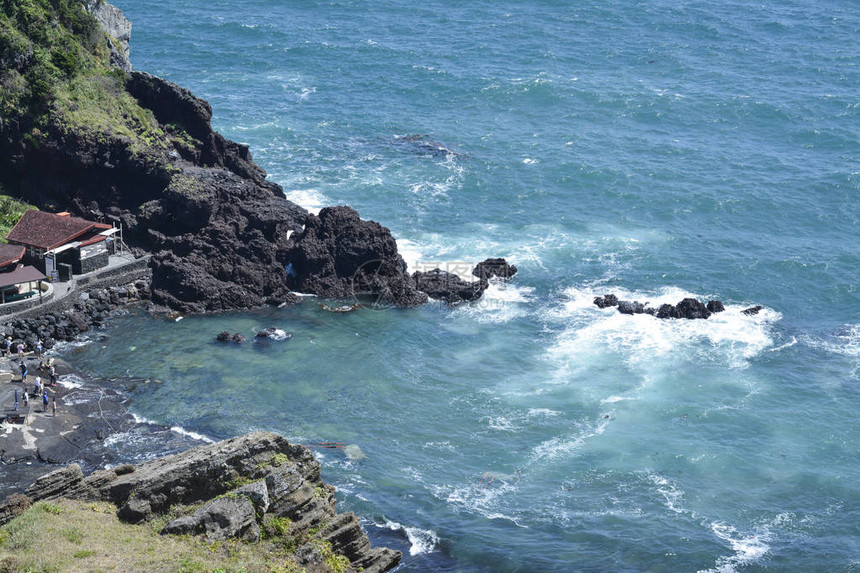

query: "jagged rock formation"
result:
(594, 293), (727, 320)
(413, 268), (488, 305)
(472, 258), (517, 280)
(285, 206), (428, 307)
(11, 432), (400, 572)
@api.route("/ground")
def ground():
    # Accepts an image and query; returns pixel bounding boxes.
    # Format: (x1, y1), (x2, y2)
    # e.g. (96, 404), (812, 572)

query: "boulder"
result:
(707, 300), (725, 313)
(742, 305), (763, 316)
(472, 258), (517, 280)
(163, 495), (259, 542)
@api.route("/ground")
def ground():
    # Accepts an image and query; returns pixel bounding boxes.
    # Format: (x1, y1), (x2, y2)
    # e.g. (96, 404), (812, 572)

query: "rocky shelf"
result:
(0, 432), (401, 572)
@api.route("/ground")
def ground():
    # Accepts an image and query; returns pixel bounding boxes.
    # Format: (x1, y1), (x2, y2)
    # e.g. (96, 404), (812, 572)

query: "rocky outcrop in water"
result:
(594, 293), (727, 320)
(472, 258), (518, 280)
(413, 269), (488, 305)
(12, 432), (400, 572)
(285, 206), (428, 307)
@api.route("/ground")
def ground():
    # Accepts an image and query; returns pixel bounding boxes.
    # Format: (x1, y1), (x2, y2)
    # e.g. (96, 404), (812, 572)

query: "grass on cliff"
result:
(0, 192), (36, 242)
(0, 0), (172, 154)
(0, 500), (320, 573)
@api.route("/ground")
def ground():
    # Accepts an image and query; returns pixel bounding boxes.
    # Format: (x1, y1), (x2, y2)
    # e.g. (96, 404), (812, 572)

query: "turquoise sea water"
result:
(63, 1), (860, 571)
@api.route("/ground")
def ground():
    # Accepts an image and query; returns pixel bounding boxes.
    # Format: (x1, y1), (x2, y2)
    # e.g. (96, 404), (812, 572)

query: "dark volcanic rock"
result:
(742, 305), (763, 316)
(656, 303), (681, 319)
(676, 298), (711, 320)
(472, 258), (518, 280)
(216, 331), (246, 343)
(413, 269), (488, 305)
(617, 300), (648, 315)
(707, 300), (726, 313)
(593, 294), (619, 309)
(285, 206), (428, 307)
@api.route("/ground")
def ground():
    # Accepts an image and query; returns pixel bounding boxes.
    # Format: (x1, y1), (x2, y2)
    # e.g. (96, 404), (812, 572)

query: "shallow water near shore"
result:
(60, 0), (860, 570)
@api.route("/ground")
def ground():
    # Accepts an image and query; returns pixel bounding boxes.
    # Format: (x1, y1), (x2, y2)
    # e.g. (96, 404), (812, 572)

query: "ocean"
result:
(63, 1), (859, 571)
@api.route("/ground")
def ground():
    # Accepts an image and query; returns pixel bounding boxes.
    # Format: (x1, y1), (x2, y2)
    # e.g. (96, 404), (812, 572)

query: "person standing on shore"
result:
(52, 397), (56, 417)
(1, 336), (8, 357)
(42, 390), (48, 413)
(49, 363), (57, 385)
(35, 339), (42, 360)
(19, 361), (27, 383)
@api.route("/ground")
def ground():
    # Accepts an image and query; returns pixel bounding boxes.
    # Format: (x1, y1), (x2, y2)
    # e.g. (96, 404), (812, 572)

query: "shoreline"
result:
(0, 283), (207, 499)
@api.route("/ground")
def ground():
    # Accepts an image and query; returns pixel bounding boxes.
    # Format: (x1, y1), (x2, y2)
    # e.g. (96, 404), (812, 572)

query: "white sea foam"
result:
(170, 425), (215, 444)
(284, 188), (327, 215)
(527, 408), (560, 417)
(381, 519), (440, 556)
(453, 279), (536, 324)
(644, 471), (688, 515)
(59, 373), (87, 389)
(395, 238), (426, 274)
(256, 327), (291, 341)
(545, 285), (780, 375)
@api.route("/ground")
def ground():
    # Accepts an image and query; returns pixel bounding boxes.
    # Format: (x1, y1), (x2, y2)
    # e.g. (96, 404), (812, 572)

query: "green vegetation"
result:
(0, 499), (351, 573)
(0, 0), (177, 159)
(0, 192), (37, 241)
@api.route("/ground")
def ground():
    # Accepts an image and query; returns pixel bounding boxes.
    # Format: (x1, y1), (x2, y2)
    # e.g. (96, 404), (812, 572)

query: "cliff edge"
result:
(0, 432), (401, 572)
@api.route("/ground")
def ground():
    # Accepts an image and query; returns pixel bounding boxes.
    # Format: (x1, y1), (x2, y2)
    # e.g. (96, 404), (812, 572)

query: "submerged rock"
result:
(742, 305), (763, 316)
(216, 331), (246, 344)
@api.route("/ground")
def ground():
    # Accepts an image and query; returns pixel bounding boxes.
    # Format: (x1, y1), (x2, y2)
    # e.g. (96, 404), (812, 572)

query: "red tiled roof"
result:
(0, 265), (46, 289)
(6, 211), (111, 251)
(0, 244), (25, 268)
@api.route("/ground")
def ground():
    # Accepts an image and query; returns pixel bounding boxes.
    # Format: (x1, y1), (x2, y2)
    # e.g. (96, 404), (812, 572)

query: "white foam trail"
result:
(284, 188), (327, 215)
(700, 523), (770, 573)
(382, 519), (440, 556)
(169, 425), (215, 444)
(528, 420), (608, 464)
(644, 471), (689, 515)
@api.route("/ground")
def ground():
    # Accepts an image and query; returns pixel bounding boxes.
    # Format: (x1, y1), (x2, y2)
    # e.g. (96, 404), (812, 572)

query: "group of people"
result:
(5, 335), (58, 417)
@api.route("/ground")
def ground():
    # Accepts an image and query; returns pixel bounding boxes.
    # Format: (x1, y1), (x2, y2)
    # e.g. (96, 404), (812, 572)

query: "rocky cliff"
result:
(1, 432), (401, 572)
(0, 0), (425, 314)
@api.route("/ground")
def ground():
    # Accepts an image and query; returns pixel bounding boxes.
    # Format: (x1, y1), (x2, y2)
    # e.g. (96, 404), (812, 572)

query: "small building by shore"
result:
(5, 211), (116, 280)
